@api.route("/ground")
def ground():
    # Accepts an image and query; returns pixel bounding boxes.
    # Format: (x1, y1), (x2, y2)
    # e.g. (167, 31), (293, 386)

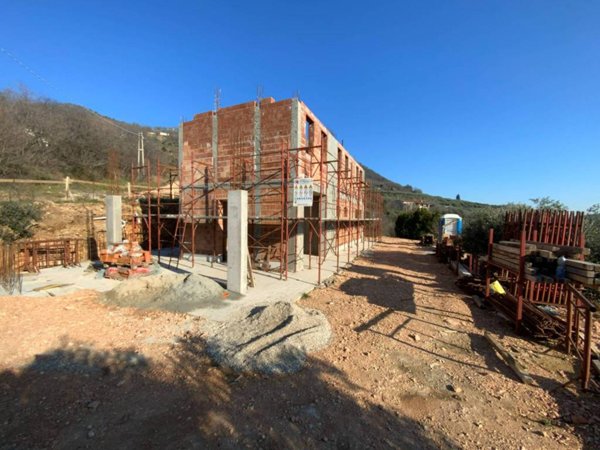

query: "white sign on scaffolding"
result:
(292, 177), (314, 207)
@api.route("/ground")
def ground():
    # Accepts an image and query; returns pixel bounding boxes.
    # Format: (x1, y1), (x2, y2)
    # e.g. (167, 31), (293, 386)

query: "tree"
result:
(460, 208), (505, 256)
(584, 204), (600, 264)
(0, 88), (178, 180)
(530, 197), (567, 210)
(395, 208), (438, 239)
(0, 201), (43, 242)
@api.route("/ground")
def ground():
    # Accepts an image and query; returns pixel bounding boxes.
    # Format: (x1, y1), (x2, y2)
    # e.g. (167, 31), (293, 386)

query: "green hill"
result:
(361, 163), (499, 234)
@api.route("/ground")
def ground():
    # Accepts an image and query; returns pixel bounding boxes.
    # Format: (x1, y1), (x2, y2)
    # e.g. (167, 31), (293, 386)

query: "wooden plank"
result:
(535, 249), (556, 260)
(565, 259), (600, 272)
(490, 257), (536, 275)
(484, 331), (535, 385)
(495, 244), (533, 256)
(566, 272), (598, 286)
(247, 253), (255, 288)
(527, 241), (590, 256)
(499, 240), (537, 251)
(566, 266), (599, 278)
(493, 250), (534, 268)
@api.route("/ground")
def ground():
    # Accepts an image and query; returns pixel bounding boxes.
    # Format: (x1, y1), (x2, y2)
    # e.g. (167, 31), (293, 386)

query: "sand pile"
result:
(203, 301), (331, 374)
(102, 271), (226, 313)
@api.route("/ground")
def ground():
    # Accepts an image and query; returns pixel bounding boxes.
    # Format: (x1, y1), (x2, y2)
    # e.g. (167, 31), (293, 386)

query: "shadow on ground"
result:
(346, 239), (600, 449)
(0, 337), (459, 449)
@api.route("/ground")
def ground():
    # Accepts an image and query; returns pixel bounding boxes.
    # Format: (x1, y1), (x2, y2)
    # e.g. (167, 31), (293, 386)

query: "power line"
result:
(0, 45), (138, 136)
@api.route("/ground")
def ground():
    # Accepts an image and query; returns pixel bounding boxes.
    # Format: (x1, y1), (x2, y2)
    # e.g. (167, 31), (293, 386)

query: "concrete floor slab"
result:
(19, 265), (120, 297)
(10, 240), (376, 322)
(156, 241), (370, 321)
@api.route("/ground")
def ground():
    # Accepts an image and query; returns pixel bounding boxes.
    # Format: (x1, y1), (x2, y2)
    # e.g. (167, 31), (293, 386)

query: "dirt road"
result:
(1, 237), (598, 449)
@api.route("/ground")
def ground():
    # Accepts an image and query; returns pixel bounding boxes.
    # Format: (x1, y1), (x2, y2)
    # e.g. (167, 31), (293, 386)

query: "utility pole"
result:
(137, 132), (145, 168)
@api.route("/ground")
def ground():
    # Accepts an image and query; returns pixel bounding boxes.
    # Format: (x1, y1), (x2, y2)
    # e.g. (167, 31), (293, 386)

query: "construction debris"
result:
(484, 331), (534, 385)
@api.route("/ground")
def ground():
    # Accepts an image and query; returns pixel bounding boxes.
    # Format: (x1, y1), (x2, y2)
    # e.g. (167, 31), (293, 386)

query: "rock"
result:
(87, 430), (95, 438)
(87, 400), (100, 410)
(443, 318), (459, 327)
(409, 333), (420, 342)
(447, 384), (462, 393)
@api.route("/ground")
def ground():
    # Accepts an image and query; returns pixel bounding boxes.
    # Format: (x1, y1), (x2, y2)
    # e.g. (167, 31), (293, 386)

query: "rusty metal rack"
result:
(484, 209), (597, 390)
(12, 239), (85, 273)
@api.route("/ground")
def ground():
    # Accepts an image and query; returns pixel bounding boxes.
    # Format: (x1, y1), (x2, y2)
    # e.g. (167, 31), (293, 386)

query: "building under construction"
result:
(171, 96), (383, 281)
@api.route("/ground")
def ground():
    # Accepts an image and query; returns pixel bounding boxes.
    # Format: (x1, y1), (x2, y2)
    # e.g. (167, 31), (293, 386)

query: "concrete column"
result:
(227, 190), (248, 295)
(288, 206), (304, 272)
(105, 195), (122, 247)
(289, 98), (304, 272)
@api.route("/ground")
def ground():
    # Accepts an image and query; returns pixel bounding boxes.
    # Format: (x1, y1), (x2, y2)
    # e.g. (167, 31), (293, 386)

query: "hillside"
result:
(361, 163), (499, 234)
(0, 89), (178, 180)
(0, 89), (498, 235)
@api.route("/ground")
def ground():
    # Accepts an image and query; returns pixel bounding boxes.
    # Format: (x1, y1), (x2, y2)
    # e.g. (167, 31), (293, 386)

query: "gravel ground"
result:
(0, 237), (598, 449)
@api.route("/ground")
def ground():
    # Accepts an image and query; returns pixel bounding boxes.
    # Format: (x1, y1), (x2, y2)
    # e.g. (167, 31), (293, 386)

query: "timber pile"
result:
(565, 259), (600, 287)
(490, 243), (537, 275)
(491, 240), (599, 287)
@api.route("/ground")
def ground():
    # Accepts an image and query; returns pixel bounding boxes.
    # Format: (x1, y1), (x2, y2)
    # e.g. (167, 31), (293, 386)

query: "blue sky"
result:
(1, 1), (598, 210)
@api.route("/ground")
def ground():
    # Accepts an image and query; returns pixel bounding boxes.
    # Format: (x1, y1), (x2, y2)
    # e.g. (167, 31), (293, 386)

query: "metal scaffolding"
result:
(133, 138), (383, 285)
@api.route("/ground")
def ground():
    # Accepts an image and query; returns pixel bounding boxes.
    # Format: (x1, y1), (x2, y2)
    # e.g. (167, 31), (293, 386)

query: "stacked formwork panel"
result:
(503, 210), (586, 306)
(177, 97), (383, 283)
(485, 210), (596, 389)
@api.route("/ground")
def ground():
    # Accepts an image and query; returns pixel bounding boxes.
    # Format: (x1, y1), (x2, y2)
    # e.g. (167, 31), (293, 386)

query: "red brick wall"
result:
(258, 99), (292, 218)
(181, 98), (366, 255)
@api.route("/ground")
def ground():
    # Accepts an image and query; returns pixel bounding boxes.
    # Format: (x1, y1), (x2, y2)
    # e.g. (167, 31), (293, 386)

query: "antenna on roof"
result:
(214, 88), (221, 112)
(256, 85), (264, 103)
(293, 89), (300, 100)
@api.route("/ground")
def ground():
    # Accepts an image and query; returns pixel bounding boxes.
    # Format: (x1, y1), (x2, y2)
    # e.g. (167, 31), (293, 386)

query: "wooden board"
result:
(485, 331), (535, 385)
(490, 256), (536, 275)
(566, 272), (599, 286)
(565, 259), (600, 272)
(566, 266), (599, 278)
(499, 241), (537, 251)
(526, 241), (590, 257)
(495, 244), (533, 256)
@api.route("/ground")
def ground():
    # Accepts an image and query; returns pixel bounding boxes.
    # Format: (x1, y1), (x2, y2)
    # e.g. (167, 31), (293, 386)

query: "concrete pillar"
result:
(105, 195), (122, 247)
(227, 190), (248, 295)
(288, 98), (304, 273)
(288, 206), (304, 272)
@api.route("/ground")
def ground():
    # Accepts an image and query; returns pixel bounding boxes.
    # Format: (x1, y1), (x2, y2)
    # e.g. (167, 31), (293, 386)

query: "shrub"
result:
(585, 204), (600, 264)
(460, 208), (505, 256)
(395, 208), (438, 239)
(0, 201), (43, 242)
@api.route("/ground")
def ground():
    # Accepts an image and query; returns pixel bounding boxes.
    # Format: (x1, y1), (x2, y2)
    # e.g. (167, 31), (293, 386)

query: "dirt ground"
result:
(33, 201), (104, 241)
(1, 237), (599, 449)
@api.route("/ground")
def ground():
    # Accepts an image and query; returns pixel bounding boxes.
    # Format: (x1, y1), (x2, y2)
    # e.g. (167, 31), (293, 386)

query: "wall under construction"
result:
(179, 97), (383, 280)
